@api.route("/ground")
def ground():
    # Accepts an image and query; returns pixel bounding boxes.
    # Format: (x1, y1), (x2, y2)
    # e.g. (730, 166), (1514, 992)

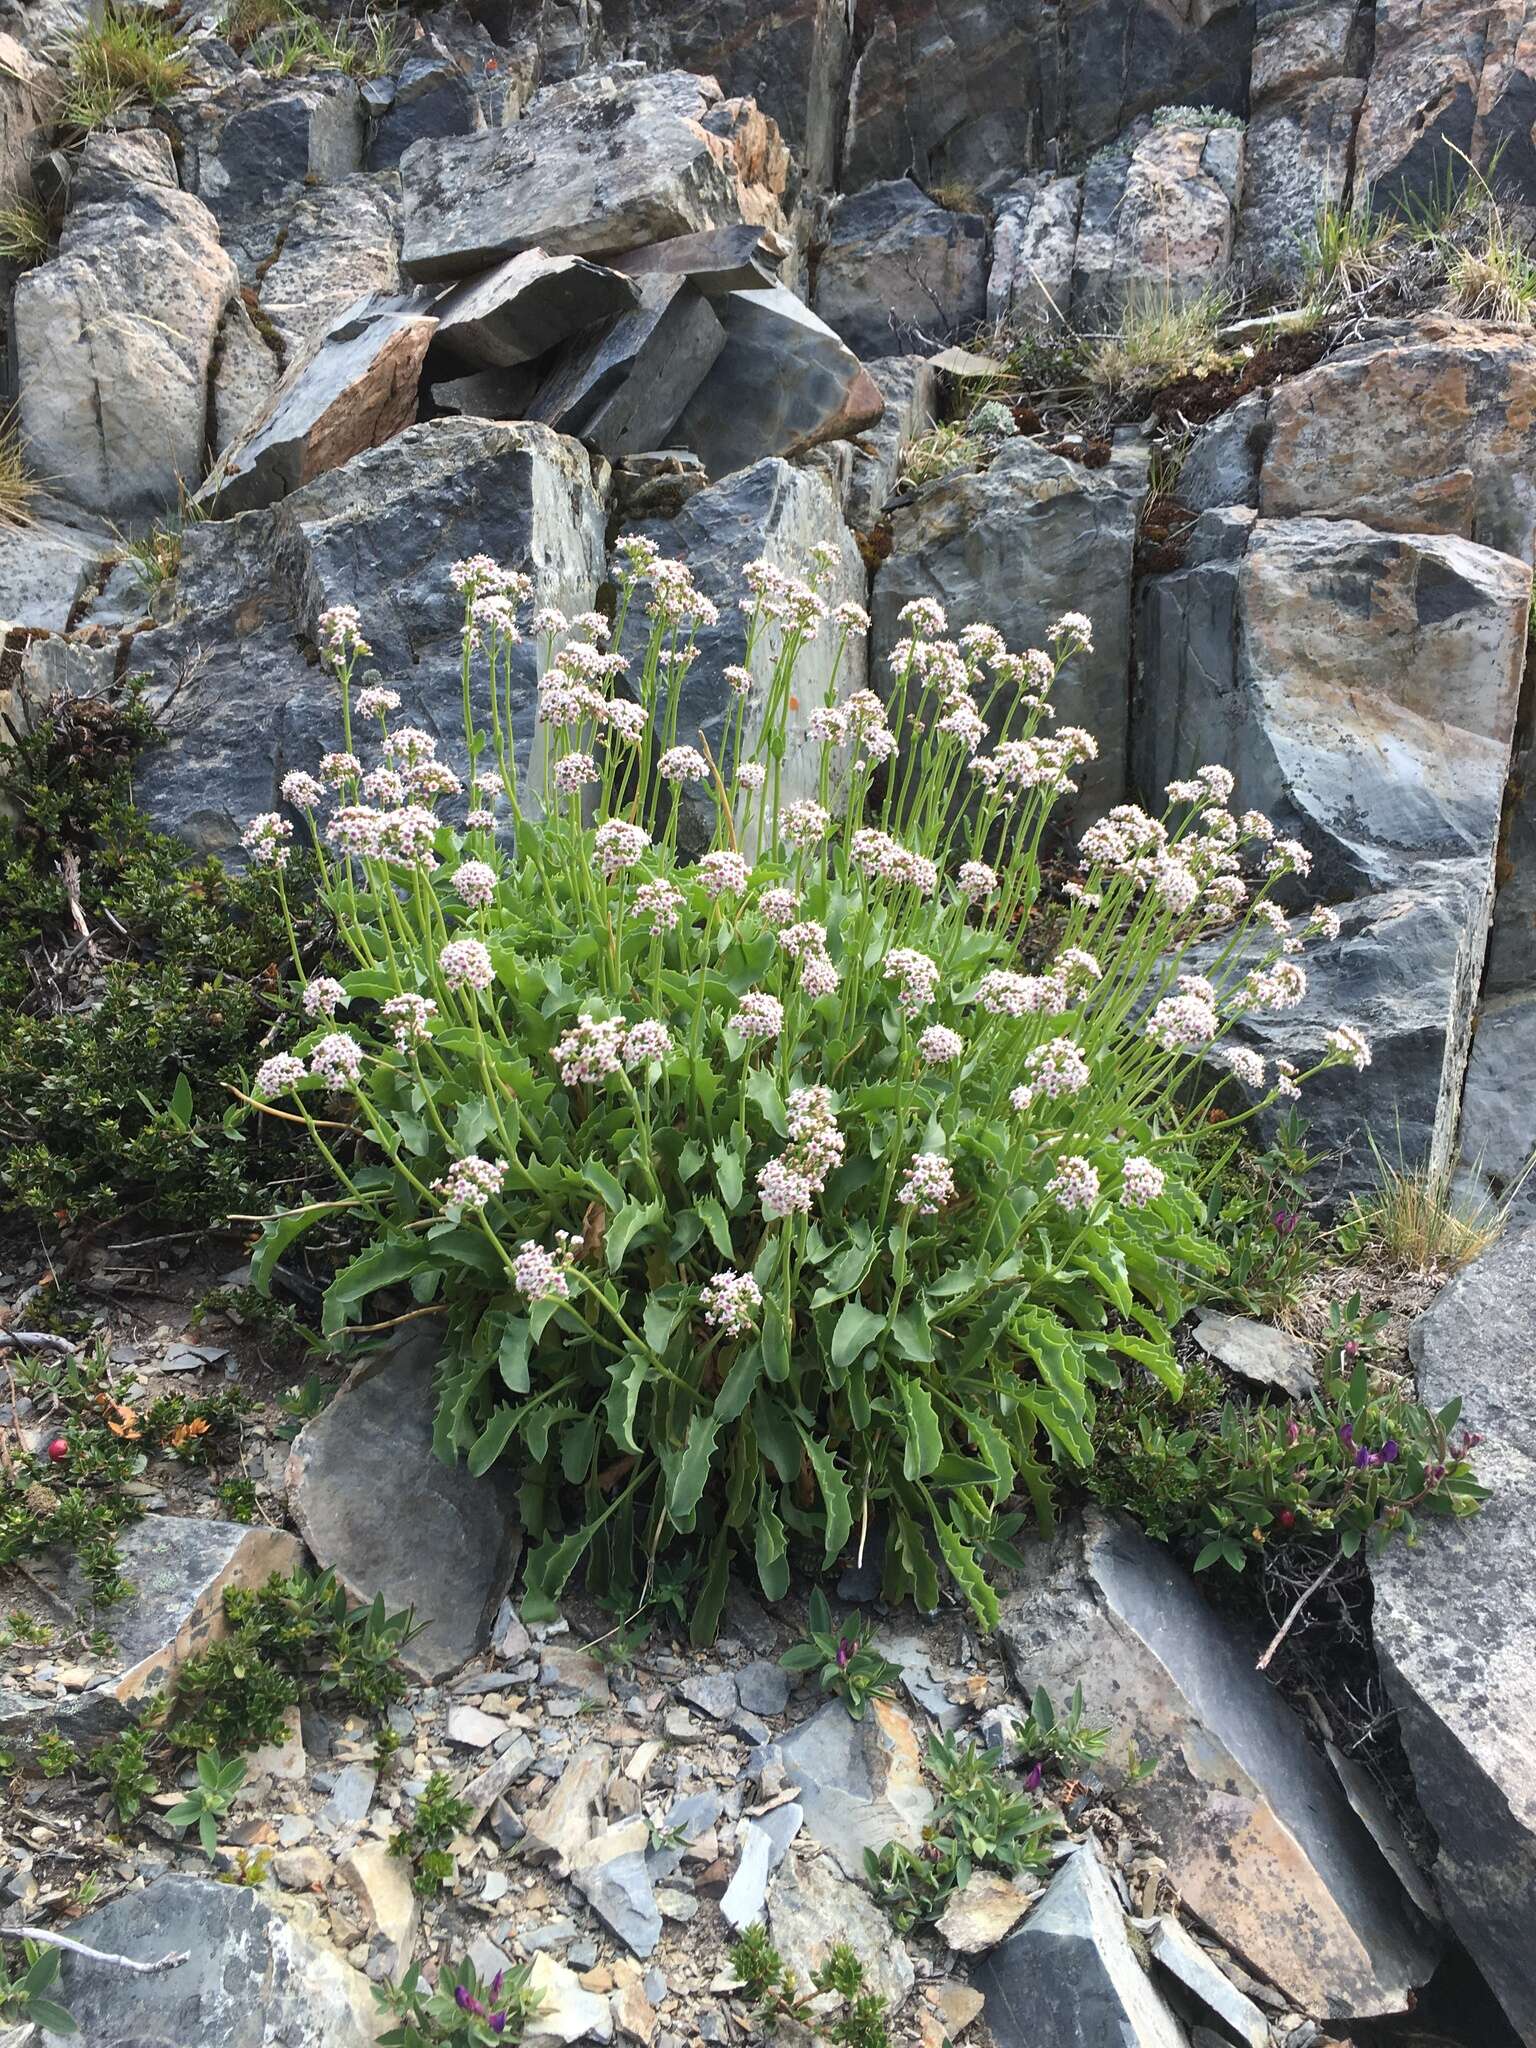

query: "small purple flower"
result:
(1023, 1761), (1043, 1792)
(456, 1986), (482, 2016)
(1342, 1339), (1360, 1362)
(1338, 1422), (1354, 1448)
(836, 1638), (854, 1670)
(1272, 1207), (1297, 1237)
(1380, 1438), (1400, 1464)
(1285, 1418), (1300, 1445)
(490, 2017), (507, 2036)
(491, 1973), (504, 1999)
(1354, 1445), (1371, 1468)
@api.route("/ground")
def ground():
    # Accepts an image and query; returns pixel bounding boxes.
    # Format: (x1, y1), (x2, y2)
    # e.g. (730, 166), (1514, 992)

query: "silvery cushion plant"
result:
(242, 539), (1378, 1635)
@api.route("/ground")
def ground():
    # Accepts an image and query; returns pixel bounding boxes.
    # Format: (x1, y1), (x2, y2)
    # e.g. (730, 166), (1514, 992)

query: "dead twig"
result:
(1256, 1552), (1343, 1672)
(0, 1926), (189, 1974)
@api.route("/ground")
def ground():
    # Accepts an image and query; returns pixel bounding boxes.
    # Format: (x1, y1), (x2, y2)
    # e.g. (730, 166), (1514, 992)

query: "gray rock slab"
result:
(1372, 1225), (1536, 2042)
(42, 1875), (378, 2044)
(205, 293), (437, 515)
(571, 1824), (663, 1958)
(814, 178), (986, 359)
(613, 223), (788, 297)
(173, 74), (364, 247)
(999, 1511), (1439, 2017)
(778, 1698), (933, 1882)
(286, 1331), (520, 1680)
(0, 1515), (301, 1744)
(1142, 1916), (1268, 2047)
(872, 432), (1149, 823)
(132, 416), (604, 858)
(736, 1660), (791, 1717)
(401, 67), (781, 282)
(1191, 1311), (1317, 1400)
(679, 1671), (738, 1722)
(434, 249), (640, 370)
(672, 282), (885, 478)
(528, 273), (725, 459)
(971, 1846), (1186, 2048)
(988, 174), (1083, 331)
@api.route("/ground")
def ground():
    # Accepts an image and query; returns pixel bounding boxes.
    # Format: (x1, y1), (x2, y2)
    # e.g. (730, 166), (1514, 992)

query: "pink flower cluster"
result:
(883, 948), (940, 1013)
(1047, 1154), (1100, 1213)
(382, 992), (436, 1050)
(433, 1156), (507, 1210)
(897, 1151), (954, 1213)
(513, 1241), (570, 1302)
(700, 1270), (762, 1337)
(439, 938), (495, 991)
(756, 1086), (844, 1219)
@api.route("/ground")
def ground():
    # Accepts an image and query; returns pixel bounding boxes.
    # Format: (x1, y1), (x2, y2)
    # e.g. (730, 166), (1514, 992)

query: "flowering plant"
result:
(243, 543), (1372, 1633)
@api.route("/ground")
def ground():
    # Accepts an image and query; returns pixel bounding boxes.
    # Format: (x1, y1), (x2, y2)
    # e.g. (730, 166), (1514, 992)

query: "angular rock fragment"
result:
(672, 282), (884, 476)
(0, 1515), (302, 1744)
(997, 1511), (1438, 2016)
(286, 1332), (520, 1680)
(1141, 1916), (1268, 2047)
(570, 1819), (663, 1957)
(172, 73), (365, 255)
(211, 295), (282, 455)
(15, 133), (238, 521)
(1190, 1311), (1317, 1400)
(779, 1698), (932, 1882)
(612, 222), (789, 297)
(934, 1870), (1034, 1954)
(814, 179), (986, 359)
(872, 434), (1149, 822)
(1372, 1225), (1536, 2042)
(524, 1952), (615, 2046)
(367, 51), (485, 171)
(48, 1875), (379, 2046)
(971, 1847), (1185, 2048)
(1235, 81), (1365, 288)
(528, 274), (725, 459)
(205, 293), (437, 515)
(1459, 990), (1536, 1207)
(434, 249), (640, 369)
(400, 67), (787, 282)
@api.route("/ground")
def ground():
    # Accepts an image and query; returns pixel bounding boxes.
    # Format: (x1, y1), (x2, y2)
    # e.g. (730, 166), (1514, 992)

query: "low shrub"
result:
(238, 545), (1386, 1634)
(0, 684), (330, 1227)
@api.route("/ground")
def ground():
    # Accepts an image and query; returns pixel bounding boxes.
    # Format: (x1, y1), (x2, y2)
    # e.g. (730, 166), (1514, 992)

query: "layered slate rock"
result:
(813, 179), (987, 359)
(286, 1332), (522, 1680)
(1260, 318), (1536, 564)
(132, 418), (605, 854)
(970, 1845), (1187, 2048)
(528, 273), (725, 459)
(613, 222), (790, 297)
(207, 292), (438, 514)
(1354, 0), (1536, 211)
(254, 175), (404, 365)
(50, 1876), (378, 2046)
(1135, 511), (1530, 899)
(872, 434), (1150, 822)
(399, 66), (788, 282)
(1459, 990), (1536, 1206)
(1373, 1225), (1536, 2041)
(0, 1516), (302, 1743)
(766, 1852), (915, 2009)
(434, 249), (641, 369)
(672, 282), (885, 475)
(14, 130), (238, 522)
(998, 1511), (1439, 2017)
(1073, 119), (1244, 327)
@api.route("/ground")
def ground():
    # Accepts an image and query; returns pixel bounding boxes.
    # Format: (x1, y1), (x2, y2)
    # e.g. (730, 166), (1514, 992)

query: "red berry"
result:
(46, 1437), (69, 1463)
(1278, 1509), (1296, 1530)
